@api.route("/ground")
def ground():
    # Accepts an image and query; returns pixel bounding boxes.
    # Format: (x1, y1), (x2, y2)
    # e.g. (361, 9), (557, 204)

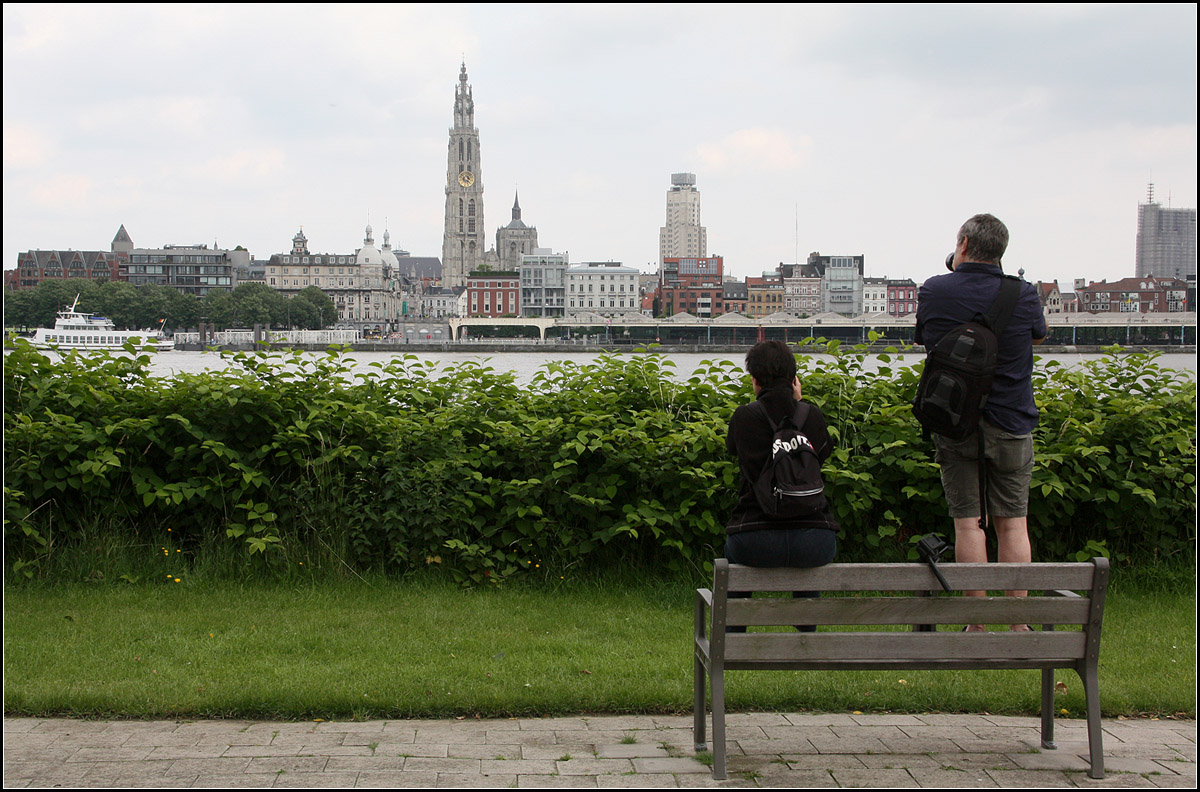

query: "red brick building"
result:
(1075, 276), (1189, 314)
(659, 256), (724, 316)
(466, 270), (519, 317)
(12, 249), (123, 290)
(887, 279), (917, 317)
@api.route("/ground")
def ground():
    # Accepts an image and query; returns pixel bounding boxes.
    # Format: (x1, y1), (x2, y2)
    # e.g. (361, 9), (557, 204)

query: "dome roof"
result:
(380, 228), (400, 269)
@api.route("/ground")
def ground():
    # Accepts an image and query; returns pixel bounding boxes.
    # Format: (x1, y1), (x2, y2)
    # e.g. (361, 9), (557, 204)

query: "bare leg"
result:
(954, 516), (988, 630)
(994, 516), (1032, 629)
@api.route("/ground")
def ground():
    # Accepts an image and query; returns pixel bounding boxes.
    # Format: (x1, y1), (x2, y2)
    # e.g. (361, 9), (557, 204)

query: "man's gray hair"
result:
(957, 214), (1009, 265)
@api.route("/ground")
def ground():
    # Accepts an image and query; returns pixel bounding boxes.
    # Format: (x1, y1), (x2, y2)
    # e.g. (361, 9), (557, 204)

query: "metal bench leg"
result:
(693, 651), (707, 752)
(1082, 662), (1106, 779)
(711, 665), (727, 780)
(1040, 667), (1057, 749)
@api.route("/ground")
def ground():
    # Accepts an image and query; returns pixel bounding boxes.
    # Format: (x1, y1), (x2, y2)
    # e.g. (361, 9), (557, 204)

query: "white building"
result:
(520, 249), (568, 317)
(267, 225), (407, 332)
(863, 277), (888, 315)
(566, 262), (641, 317)
(659, 173), (707, 265)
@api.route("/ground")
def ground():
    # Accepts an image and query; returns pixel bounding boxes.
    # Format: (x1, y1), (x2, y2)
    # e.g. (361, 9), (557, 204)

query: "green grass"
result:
(3, 572), (1194, 720)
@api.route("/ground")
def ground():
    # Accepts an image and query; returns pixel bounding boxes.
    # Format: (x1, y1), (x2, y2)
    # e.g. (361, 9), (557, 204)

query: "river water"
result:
(141, 349), (1197, 384)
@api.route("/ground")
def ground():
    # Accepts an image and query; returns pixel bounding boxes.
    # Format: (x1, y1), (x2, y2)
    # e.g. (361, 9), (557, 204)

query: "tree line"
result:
(3, 279), (337, 332)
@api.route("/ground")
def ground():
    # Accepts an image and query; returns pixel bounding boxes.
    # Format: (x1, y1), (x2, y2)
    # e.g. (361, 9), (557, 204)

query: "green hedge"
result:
(4, 338), (1195, 583)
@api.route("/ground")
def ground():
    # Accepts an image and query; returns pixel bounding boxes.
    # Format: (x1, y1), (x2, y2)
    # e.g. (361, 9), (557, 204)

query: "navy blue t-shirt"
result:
(915, 261), (1048, 435)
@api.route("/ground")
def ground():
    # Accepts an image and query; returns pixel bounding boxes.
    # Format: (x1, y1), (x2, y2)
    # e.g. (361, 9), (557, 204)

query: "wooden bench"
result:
(693, 558), (1109, 780)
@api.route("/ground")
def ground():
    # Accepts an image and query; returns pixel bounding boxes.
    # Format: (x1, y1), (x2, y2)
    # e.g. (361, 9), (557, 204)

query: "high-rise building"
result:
(442, 63), (486, 288)
(658, 173), (707, 264)
(1136, 184), (1196, 281)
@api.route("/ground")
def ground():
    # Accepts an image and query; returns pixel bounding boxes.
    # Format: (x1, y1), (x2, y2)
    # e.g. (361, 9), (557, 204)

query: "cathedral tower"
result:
(441, 63), (486, 288)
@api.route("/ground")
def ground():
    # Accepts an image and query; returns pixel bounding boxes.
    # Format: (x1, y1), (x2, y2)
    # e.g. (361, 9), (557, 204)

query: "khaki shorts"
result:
(933, 420), (1034, 519)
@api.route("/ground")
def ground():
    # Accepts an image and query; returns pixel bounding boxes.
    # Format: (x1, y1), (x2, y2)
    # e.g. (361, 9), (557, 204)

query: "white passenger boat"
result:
(30, 296), (175, 352)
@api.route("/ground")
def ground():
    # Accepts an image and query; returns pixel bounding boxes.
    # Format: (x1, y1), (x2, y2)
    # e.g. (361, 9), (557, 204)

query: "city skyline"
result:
(3, 4), (1196, 290)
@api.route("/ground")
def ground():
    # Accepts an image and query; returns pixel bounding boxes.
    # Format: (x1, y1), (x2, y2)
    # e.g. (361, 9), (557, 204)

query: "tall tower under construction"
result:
(1136, 183), (1196, 281)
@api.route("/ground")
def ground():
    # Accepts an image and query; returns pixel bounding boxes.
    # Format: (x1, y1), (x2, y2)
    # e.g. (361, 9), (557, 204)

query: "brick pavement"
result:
(3, 712), (1194, 788)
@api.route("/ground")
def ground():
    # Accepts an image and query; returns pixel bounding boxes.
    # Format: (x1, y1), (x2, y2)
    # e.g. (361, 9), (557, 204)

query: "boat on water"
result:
(30, 295), (175, 352)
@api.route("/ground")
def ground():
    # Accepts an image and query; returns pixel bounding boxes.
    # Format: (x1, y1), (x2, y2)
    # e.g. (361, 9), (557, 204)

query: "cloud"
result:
(3, 122), (54, 169)
(188, 148), (288, 183)
(29, 173), (96, 213)
(695, 128), (812, 173)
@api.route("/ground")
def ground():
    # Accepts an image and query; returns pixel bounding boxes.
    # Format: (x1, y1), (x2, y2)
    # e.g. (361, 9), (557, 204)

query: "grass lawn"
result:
(3, 573), (1194, 720)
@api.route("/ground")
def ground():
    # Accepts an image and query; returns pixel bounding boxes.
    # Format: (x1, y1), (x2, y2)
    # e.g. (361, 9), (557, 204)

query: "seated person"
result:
(725, 340), (839, 571)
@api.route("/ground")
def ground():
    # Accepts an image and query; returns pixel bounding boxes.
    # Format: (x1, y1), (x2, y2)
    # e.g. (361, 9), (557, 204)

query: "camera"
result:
(945, 252), (955, 272)
(916, 533), (952, 592)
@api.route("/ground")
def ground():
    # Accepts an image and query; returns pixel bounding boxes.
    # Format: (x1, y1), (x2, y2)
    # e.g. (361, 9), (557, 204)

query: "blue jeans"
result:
(724, 527), (837, 568)
(723, 528), (837, 633)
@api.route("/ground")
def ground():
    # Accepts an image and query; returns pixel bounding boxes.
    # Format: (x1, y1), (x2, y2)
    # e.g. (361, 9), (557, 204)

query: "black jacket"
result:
(724, 384), (840, 535)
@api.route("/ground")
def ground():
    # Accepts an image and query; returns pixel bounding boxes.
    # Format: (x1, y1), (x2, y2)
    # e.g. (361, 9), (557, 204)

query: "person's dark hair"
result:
(745, 340), (796, 389)
(957, 213), (1009, 265)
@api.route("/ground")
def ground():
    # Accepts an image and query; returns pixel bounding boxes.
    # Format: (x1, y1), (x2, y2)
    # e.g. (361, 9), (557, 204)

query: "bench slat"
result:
(725, 596), (1091, 626)
(725, 563), (1095, 593)
(723, 630), (1087, 663)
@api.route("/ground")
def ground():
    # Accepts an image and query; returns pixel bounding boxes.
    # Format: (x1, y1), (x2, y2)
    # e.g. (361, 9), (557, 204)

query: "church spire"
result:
(512, 191), (521, 222)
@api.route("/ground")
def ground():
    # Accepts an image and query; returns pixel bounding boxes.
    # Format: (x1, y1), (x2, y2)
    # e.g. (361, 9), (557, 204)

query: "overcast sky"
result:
(3, 4), (1196, 289)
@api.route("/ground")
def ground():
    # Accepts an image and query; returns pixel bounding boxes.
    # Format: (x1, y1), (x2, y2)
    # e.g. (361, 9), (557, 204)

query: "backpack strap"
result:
(982, 275), (1022, 335)
(754, 399), (810, 433)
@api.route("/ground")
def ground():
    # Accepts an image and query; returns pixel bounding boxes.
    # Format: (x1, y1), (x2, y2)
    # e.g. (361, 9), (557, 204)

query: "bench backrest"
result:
(708, 559), (1108, 668)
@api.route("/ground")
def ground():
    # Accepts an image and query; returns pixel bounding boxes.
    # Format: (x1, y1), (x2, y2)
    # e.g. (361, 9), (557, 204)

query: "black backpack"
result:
(752, 401), (827, 519)
(912, 275), (1021, 440)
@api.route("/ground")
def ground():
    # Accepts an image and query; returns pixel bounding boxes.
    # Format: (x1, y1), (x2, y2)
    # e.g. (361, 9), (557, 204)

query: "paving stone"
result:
(189, 774), (278, 788)
(829, 767), (921, 787)
(556, 757), (635, 775)
(375, 740), (449, 758)
(849, 714), (927, 727)
(65, 746), (156, 762)
(520, 743), (598, 760)
(631, 757), (710, 774)
(516, 774), (600, 787)
(913, 768), (1000, 787)
(272, 770), (360, 787)
(984, 768), (1076, 786)
(164, 756), (253, 776)
(486, 729), (559, 746)
(439, 771), (520, 787)
(323, 755), (408, 772)
(521, 717), (590, 731)
(781, 712), (860, 727)
(480, 758), (557, 774)
(925, 751), (1019, 771)
(783, 753), (868, 769)
(733, 737), (818, 756)
(594, 743), (669, 759)
(3, 718), (44, 734)
(448, 743), (523, 759)
(222, 743), (305, 757)
(1148, 772), (1200, 788)
(595, 772), (680, 787)
(750, 767), (839, 786)
(3, 714), (1191, 789)
(808, 735), (890, 755)
(352, 770), (440, 788)
(400, 756), (481, 774)
(1009, 748), (1095, 772)
(244, 755), (329, 774)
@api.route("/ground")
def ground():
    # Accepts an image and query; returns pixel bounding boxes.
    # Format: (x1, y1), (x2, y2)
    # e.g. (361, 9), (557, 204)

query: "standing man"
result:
(915, 214), (1047, 631)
